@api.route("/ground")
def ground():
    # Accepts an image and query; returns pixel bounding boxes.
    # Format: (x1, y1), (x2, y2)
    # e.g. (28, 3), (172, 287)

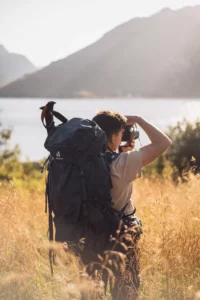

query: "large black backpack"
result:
(41, 106), (120, 262)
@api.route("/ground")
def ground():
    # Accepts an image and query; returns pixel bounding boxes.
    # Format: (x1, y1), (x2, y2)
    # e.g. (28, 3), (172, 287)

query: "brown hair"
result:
(92, 110), (127, 140)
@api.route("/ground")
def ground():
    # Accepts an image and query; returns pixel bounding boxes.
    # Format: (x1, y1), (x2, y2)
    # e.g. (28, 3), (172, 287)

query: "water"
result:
(0, 98), (199, 161)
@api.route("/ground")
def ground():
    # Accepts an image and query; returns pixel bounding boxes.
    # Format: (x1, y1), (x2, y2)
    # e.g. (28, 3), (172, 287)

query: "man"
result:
(92, 111), (172, 299)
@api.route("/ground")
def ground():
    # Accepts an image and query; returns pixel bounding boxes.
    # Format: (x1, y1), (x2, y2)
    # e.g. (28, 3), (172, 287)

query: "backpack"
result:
(41, 103), (121, 263)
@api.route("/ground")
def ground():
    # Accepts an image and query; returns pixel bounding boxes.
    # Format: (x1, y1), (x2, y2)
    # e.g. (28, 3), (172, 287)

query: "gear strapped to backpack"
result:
(41, 102), (121, 263)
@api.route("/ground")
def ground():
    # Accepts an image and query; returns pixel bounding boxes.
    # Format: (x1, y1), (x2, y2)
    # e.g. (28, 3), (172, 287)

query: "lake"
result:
(0, 98), (199, 161)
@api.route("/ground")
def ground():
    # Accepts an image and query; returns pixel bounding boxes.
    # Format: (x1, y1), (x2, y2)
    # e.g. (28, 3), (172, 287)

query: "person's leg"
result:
(110, 244), (140, 300)
(110, 224), (142, 300)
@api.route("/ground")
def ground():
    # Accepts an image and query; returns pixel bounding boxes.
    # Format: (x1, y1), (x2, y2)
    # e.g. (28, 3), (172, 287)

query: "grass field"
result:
(0, 173), (200, 299)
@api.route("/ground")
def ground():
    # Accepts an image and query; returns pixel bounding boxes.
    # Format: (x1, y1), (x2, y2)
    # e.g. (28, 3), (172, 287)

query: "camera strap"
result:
(107, 146), (114, 153)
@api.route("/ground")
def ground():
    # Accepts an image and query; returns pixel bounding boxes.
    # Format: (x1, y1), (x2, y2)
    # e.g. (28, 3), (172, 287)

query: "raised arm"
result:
(125, 115), (172, 168)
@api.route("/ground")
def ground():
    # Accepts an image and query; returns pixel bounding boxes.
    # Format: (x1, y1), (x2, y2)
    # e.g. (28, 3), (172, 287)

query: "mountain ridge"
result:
(1, 6), (200, 98)
(0, 45), (36, 86)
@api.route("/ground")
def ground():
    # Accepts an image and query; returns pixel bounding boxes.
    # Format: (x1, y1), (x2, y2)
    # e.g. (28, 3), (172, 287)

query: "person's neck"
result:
(107, 143), (116, 152)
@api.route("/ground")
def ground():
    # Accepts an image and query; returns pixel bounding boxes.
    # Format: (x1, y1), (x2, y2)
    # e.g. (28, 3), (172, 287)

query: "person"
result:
(92, 111), (172, 299)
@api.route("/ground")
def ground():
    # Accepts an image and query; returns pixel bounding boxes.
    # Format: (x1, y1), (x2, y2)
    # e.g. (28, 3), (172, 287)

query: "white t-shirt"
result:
(110, 150), (142, 215)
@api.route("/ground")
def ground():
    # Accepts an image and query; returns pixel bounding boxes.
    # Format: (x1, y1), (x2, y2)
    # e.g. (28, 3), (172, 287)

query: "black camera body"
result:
(122, 125), (139, 142)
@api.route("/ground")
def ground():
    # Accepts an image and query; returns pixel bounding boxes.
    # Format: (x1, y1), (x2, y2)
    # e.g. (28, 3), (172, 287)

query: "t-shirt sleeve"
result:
(112, 150), (142, 183)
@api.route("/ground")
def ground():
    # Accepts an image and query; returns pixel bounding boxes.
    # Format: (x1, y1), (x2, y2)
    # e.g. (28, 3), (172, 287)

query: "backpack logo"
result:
(55, 151), (63, 160)
(56, 151), (60, 158)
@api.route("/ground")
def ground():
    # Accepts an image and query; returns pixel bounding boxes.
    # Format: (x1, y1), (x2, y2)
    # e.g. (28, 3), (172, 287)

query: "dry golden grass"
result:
(0, 184), (82, 300)
(0, 174), (200, 299)
(135, 174), (200, 300)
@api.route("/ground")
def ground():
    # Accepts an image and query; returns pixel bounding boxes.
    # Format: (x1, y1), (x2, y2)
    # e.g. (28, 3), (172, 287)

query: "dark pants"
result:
(110, 243), (141, 300)
(110, 215), (142, 300)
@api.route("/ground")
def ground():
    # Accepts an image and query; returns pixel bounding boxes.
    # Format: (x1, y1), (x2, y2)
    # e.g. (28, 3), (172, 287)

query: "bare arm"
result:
(125, 115), (172, 167)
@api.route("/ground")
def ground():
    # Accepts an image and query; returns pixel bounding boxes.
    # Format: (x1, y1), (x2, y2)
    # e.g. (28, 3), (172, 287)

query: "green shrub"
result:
(165, 118), (200, 179)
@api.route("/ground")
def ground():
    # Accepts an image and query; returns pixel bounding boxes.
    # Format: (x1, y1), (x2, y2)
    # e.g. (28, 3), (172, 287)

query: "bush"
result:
(165, 118), (200, 179)
(143, 118), (200, 181)
(0, 121), (44, 190)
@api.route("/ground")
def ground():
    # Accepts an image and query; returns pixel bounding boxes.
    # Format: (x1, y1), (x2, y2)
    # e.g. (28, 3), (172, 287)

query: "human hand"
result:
(120, 140), (135, 152)
(125, 115), (139, 126)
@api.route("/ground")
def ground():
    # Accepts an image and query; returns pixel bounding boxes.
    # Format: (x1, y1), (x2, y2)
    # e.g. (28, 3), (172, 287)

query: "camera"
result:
(122, 125), (139, 142)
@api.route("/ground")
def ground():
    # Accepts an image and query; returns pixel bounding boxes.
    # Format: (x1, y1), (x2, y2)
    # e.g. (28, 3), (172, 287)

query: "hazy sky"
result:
(1, 0), (200, 67)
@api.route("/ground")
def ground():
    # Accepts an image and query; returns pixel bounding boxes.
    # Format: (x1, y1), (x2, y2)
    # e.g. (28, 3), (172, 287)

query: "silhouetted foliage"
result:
(0, 122), (43, 190)
(0, 122), (20, 180)
(143, 119), (200, 181)
(165, 119), (200, 180)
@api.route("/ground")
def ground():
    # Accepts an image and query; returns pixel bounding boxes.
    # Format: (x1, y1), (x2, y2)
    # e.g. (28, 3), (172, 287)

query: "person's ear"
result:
(111, 134), (115, 144)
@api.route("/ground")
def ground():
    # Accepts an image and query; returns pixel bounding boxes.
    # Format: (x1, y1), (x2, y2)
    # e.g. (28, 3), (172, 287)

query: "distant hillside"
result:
(0, 45), (36, 85)
(1, 6), (200, 98)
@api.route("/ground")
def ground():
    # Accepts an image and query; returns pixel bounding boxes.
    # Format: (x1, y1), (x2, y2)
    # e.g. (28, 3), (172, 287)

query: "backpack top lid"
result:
(44, 118), (108, 164)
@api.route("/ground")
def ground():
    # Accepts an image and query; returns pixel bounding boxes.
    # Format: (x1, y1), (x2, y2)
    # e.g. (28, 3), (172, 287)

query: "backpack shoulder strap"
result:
(104, 152), (120, 165)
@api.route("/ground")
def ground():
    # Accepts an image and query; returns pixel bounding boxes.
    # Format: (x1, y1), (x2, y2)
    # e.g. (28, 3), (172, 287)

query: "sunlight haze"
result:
(1, 0), (200, 67)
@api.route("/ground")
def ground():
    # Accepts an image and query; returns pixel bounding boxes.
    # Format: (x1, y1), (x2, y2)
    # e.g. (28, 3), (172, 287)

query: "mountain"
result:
(0, 45), (36, 86)
(1, 6), (200, 98)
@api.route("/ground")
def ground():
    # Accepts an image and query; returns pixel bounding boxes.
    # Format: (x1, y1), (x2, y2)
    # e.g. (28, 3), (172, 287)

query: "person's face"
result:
(110, 127), (125, 151)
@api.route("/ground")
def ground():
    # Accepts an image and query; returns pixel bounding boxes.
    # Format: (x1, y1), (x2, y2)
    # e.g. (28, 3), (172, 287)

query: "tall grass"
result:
(135, 174), (200, 300)
(0, 174), (200, 299)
